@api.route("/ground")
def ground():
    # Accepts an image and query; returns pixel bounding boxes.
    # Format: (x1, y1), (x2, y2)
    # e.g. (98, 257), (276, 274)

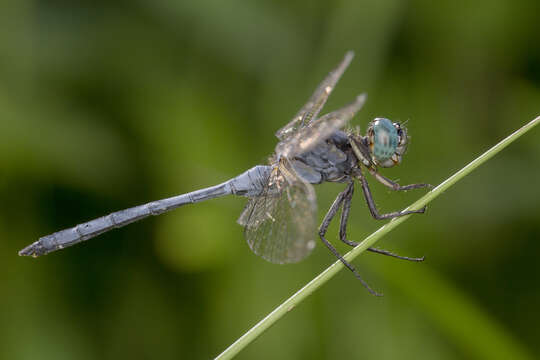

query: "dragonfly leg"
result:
(338, 182), (424, 262)
(319, 182), (382, 296)
(337, 181), (357, 247)
(368, 168), (432, 191)
(366, 247), (424, 262)
(358, 172), (426, 220)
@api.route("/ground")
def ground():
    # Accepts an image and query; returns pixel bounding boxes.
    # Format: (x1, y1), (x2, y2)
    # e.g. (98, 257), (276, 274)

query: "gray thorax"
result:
(291, 130), (356, 184)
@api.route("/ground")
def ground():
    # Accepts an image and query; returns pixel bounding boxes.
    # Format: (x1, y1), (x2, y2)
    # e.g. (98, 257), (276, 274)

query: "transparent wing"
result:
(237, 160), (317, 264)
(275, 51), (355, 140)
(275, 93), (366, 159)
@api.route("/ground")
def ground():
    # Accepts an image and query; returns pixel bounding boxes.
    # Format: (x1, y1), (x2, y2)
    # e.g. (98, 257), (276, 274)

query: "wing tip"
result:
(355, 93), (368, 107)
(342, 51), (355, 67)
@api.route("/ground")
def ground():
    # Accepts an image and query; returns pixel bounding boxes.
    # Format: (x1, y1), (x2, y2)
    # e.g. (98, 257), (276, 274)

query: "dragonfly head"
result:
(366, 118), (408, 168)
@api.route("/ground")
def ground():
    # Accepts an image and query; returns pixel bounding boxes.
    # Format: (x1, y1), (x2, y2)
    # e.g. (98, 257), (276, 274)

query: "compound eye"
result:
(371, 118), (399, 164)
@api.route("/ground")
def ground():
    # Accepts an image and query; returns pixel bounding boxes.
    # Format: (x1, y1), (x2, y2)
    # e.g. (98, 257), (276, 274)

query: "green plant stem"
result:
(215, 116), (540, 360)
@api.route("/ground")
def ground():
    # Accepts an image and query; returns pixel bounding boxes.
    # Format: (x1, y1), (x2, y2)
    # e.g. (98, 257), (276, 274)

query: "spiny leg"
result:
(358, 172), (426, 220)
(368, 168), (432, 191)
(338, 182), (424, 262)
(319, 182), (382, 296)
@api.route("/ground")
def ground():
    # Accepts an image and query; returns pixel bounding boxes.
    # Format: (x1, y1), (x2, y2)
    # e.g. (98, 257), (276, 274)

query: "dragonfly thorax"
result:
(366, 118), (408, 168)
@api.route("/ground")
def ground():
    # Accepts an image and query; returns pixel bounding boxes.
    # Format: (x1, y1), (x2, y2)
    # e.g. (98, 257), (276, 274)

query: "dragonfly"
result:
(19, 51), (430, 295)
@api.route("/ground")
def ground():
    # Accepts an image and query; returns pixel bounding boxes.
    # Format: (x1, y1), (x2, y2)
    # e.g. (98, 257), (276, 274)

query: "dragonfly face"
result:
(366, 118), (408, 168)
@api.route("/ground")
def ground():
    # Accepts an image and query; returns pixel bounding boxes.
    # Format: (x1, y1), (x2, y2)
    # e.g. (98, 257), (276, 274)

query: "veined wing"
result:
(237, 159), (317, 264)
(275, 93), (366, 159)
(275, 51), (355, 140)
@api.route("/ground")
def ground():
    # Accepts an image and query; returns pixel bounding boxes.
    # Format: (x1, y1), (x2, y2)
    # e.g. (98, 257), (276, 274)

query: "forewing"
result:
(237, 163), (317, 264)
(275, 51), (354, 140)
(275, 94), (366, 159)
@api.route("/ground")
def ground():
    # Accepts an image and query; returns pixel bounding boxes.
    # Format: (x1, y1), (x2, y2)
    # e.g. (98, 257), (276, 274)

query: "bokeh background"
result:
(2, 0), (540, 359)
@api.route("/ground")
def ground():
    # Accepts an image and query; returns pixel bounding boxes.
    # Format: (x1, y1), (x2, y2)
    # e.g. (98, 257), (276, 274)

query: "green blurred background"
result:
(1, 0), (540, 359)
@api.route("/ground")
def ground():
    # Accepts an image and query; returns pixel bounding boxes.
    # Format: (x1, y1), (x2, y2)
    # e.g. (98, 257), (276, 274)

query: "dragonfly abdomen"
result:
(19, 165), (272, 257)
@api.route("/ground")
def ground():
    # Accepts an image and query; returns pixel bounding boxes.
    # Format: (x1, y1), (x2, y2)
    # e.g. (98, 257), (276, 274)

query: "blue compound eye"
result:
(370, 118), (399, 163)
